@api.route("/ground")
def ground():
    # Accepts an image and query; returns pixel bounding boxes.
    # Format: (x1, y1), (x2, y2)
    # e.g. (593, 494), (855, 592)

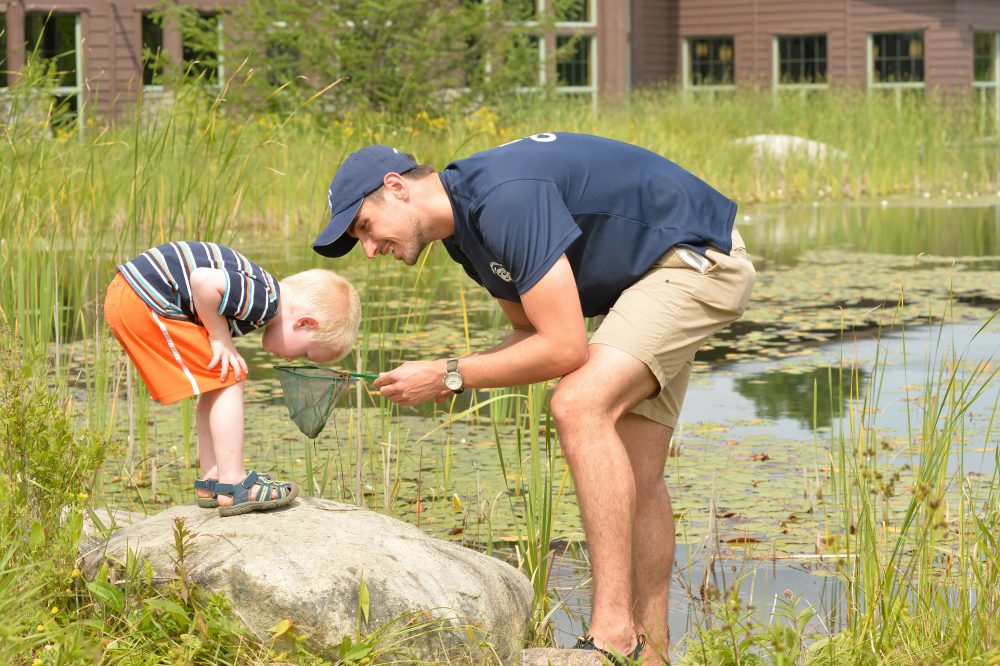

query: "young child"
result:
(104, 241), (361, 517)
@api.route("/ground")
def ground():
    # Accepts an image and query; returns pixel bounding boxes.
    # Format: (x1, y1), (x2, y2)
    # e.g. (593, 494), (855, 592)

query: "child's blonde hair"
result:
(280, 269), (361, 361)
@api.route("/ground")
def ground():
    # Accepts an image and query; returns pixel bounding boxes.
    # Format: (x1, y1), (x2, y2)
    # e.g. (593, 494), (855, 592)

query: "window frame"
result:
(683, 35), (736, 91)
(554, 0), (595, 27)
(140, 10), (166, 93)
(554, 33), (596, 96)
(0, 11), (7, 90)
(181, 9), (224, 88)
(552, 0), (596, 102)
(973, 31), (999, 88)
(773, 34), (828, 91)
(868, 30), (925, 91)
(973, 31), (1000, 129)
(24, 11), (84, 128)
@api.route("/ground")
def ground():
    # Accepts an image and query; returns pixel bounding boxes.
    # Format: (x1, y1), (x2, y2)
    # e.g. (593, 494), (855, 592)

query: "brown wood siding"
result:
(598, 0), (628, 98)
(7, 0), (239, 120)
(631, 0), (678, 86)
(673, 0), (999, 92)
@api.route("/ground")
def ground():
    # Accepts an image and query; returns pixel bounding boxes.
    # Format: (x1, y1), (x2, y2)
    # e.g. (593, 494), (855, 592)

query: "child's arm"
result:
(190, 267), (249, 382)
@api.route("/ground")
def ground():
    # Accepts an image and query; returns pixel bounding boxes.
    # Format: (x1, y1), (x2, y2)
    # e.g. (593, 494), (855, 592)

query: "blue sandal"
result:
(215, 470), (299, 517)
(196, 472), (274, 508)
(195, 478), (219, 508)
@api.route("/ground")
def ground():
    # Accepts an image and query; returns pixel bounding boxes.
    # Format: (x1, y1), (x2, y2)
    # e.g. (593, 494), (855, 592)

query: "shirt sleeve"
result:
(474, 179), (581, 294)
(217, 268), (279, 335)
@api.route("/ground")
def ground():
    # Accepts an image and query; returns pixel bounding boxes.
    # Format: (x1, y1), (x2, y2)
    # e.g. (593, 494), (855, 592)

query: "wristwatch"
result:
(444, 358), (464, 394)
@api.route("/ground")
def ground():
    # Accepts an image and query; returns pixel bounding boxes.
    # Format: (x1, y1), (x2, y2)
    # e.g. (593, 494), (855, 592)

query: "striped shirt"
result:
(118, 242), (280, 337)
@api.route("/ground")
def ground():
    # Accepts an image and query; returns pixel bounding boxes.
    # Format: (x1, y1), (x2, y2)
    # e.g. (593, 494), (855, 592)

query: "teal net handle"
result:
(345, 371), (379, 380)
(273, 365), (379, 380)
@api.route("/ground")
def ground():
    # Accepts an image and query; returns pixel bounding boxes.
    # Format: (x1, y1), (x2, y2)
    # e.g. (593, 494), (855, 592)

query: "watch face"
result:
(444, 371), (463, 391)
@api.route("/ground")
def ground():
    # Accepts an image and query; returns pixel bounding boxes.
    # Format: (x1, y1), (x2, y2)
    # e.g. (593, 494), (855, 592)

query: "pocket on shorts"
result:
(693, 249), (755, 318)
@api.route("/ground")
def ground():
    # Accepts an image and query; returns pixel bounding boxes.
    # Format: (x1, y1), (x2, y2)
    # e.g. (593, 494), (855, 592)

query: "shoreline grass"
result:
(3, 75), (1000, 662)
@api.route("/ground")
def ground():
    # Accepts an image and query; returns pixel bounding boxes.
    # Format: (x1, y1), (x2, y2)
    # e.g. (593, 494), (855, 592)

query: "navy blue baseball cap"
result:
(313, 145), (418, 258)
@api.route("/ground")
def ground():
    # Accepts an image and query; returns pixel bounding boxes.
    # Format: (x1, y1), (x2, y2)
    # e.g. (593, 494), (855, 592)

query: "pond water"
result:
(545, 314), (1000, 648)
(84, 200), (1000, 652)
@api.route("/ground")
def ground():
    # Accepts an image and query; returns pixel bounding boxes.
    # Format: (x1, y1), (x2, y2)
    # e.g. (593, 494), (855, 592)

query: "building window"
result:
(0, 12), (7, 88)
(182, 10), (222, 84)
(505, 33), (543, 89)
(776, 34), (827, 87)
(974, 32), (997, 83)
(687, 36), (735, 87)
(504, 0), (538, 22)
(25, 12), (79, 89)
(24, 12), (82, 126)
(556, 0), (592, 24)
(556, 34), (592, 87)
(265, 21), (300, 87)
(973, 32), (999, 129)
(871, 31), (924, 85)
(141, 12), (165, 87)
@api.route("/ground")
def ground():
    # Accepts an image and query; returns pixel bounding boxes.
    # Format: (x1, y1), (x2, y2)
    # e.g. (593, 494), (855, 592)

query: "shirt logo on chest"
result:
(489, 262), (513, 283)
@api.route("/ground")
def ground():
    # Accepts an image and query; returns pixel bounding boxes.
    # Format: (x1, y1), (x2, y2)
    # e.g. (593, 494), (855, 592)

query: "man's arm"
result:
(190, 267), (248, 382)
(373, 255), (588, 405)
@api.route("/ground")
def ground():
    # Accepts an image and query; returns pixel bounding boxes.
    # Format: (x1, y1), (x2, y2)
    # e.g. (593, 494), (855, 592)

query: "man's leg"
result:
(550, 344), (660, 654)
(618, 413), (674, 663)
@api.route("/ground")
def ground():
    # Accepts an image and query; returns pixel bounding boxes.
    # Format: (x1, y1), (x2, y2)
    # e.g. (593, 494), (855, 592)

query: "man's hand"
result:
(207, 334), (248, 382)
(373, 360), (453, 406)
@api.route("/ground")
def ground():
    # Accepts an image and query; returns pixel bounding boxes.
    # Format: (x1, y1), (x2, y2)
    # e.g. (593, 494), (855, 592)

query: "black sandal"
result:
(573, 633), (645, 665)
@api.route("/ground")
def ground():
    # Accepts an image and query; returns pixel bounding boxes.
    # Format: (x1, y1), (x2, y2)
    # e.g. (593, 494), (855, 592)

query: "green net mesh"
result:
(274, 365), (351, 438)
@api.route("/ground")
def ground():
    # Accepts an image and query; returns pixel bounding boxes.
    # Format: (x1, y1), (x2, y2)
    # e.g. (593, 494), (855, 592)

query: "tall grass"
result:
(4, 69), (1000, 661)
(829, 311), (1000, 662)
(680, 310), (1000, 663)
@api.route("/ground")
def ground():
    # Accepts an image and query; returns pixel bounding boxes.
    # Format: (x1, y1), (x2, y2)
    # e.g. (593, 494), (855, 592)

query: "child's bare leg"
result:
(198, 382), (279, 506)
(195, 389), (223, 499)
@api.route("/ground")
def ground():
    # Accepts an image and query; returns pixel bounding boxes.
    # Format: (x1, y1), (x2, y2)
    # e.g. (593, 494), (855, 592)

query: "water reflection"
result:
(733, 366), (866, 431)
(742, 202), (1000, 265)
(545, 544), (846, 651)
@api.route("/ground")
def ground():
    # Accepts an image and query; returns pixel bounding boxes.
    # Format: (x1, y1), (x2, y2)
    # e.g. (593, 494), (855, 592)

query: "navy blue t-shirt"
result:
(439, 132), (737, 317)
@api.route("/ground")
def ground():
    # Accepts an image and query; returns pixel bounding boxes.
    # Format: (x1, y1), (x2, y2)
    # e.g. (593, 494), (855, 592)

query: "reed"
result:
(4, 68), (1000, 661)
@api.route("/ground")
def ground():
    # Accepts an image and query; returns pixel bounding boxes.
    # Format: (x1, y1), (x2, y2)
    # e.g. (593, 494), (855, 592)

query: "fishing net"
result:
(274, 365), (351, 438)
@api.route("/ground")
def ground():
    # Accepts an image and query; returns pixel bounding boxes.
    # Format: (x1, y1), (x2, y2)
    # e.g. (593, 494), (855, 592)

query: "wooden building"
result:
(649, 0), (1000, 95)
(0, 0), (236, 119)
(1, 0), (999, 122)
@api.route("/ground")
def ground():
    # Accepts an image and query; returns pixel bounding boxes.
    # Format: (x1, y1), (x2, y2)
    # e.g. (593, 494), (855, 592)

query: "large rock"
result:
(80, 497), (533, 662)
(733, 133), (847, 162)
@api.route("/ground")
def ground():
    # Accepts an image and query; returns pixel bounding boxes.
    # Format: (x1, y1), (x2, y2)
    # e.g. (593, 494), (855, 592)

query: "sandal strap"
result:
(250, 478), (293, 503)
(194, 478), (217, 493)
(573, 633), (645, 665)
(215, 471), (292, 504)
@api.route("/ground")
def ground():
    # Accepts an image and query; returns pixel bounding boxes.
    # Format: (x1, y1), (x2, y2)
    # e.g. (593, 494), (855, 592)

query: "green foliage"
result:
(0, 333), (103, 661)
(81, 518), (272, 665)
(679, 589), (854, 666)
(0, 333), (105, 567)
(227, 0), (549, 116)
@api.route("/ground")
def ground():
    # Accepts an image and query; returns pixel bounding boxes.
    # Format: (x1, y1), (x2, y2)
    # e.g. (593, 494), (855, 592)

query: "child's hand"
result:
(207, 336), (248, 382)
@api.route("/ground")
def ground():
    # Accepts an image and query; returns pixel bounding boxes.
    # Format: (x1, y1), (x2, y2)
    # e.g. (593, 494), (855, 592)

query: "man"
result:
(313, 133), (755, 663)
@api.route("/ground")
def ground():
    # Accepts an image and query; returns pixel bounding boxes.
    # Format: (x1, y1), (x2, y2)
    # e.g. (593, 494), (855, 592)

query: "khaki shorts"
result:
(590, 228), (755, 428)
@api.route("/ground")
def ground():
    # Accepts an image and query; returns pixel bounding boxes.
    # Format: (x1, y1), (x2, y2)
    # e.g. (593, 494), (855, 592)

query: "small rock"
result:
(520, 647), (604, 666)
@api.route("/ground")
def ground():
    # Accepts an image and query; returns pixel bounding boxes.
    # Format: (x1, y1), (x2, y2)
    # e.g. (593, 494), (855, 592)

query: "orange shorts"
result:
(103, 272), (239, 404)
